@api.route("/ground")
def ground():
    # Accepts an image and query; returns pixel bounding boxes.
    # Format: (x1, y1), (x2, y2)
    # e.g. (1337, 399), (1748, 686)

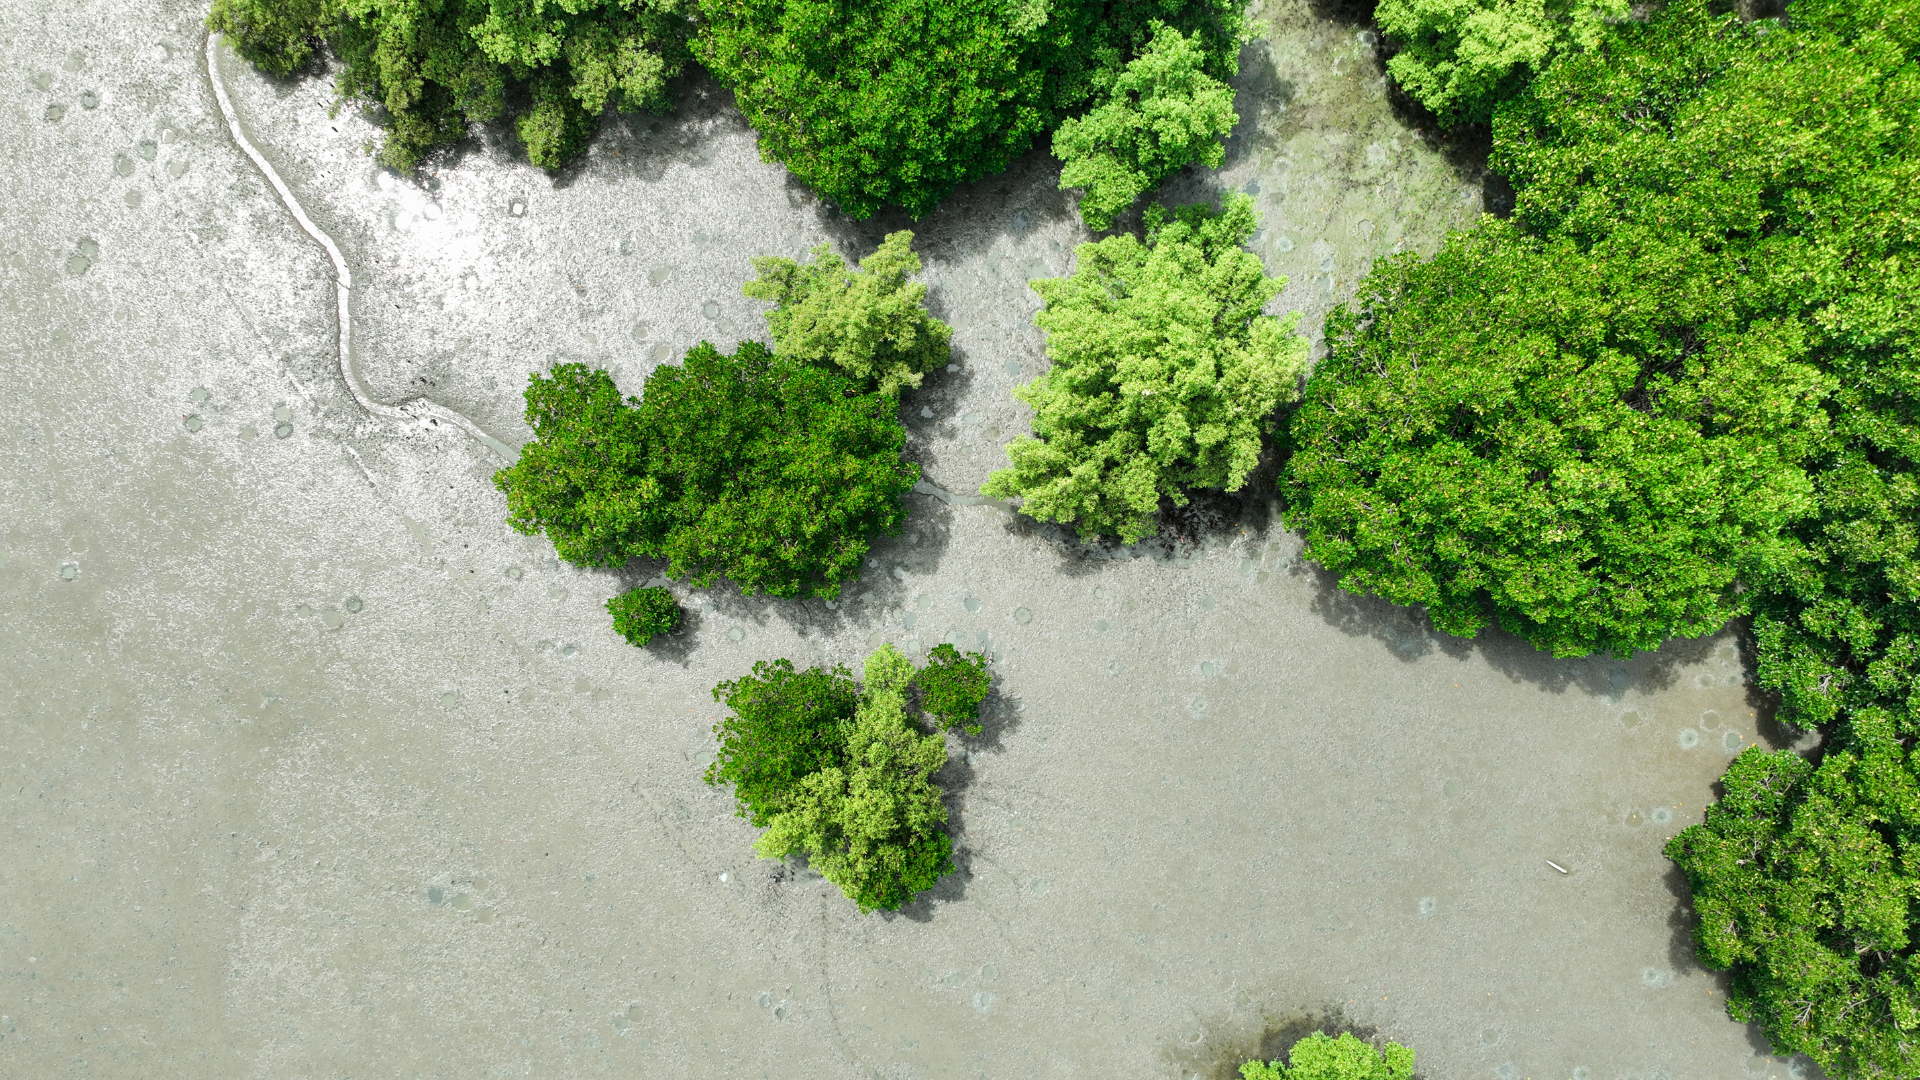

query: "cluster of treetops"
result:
(219, 0), (1920, 1074)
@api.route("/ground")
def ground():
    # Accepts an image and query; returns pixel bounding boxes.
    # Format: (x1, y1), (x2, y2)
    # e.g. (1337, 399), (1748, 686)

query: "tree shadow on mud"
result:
(1291, 558), (1726, 699)
(839, 643), (1022, 924)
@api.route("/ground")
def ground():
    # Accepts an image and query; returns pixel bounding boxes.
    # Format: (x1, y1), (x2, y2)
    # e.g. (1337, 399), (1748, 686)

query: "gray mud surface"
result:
(1, 0), (1818, 1076)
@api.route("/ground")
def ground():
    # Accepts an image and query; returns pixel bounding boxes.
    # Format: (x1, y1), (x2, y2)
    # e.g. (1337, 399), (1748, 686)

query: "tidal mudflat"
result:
(0, 0), (1812, 1076)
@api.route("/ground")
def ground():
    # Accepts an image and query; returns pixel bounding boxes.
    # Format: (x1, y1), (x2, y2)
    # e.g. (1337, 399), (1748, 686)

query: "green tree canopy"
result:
(213, 0), (1246, 210)
(1241, 1032), (1415, 1080)
(1374, 0), (1627, 127)
(914, 643), (992, 735)
(729, 647), (956, 911)
(1667, 719), (1920, 1080)
(1053, 23), (1238, 231)
(695, 0), (1245, 217)
(744, 231), (953, 396)
(1655, 6), (1920, 1072)
(984, 194), (1308, 544)
(708, 657), (861, 826)
(606, 584), (682, 646)
(1283, 223), (1830, 657)
(208, 0), (694, 169)
(1281, 0), (1920, 658)
(707, 645), (993, 910)
(494, 349), (916, 598)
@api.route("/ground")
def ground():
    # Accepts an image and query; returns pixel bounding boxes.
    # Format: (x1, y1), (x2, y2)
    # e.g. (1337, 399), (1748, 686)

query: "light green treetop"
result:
(1375, 0), (1628, 126)
(1052, 23), (1239, 231)
(1241, 1032), (1416, 1080)
(983, 194), (1307, 544)
(744, 231), (953, 396)
(753, 645), (953, 913)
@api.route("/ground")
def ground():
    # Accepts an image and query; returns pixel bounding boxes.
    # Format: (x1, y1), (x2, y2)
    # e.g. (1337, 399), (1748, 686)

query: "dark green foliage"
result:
(707, 645), (988, 911)
(1667, 721), (1920, 1079)
(743, 231), (952, 396)
(695, 0), (1245, 217)
(493, 348), (917, 599)
(208, 0), (694, 170)
(707, 658), (860, 827)
(606, 585), (681, 646)
(915, 644), (991, 735)
(1241, 1032), (1415, 1080)
(985, 195), (1308, 543)
(207, 0), (335, 77)
(214, 0), (1246, 209)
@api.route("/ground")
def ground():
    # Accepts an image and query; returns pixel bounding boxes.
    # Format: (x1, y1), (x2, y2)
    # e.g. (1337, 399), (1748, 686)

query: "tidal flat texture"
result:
(0, 0), (1816, 1077)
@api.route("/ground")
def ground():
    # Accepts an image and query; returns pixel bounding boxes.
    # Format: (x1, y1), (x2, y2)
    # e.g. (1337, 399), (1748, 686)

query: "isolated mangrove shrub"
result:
(208, 0), (694, 169)
(707, 645), (994, 910)
(985, 194), (1308, 544)
(1241, 1032), (1415, 1080)
(1666, 723), (1920, 1080)
(915, 644), (992, 735)
(752, 646), (953, 912)
(1374, 0), (1627, 127)
(695, 0), (1246, 217)
(708, 658), (861, 826)
(744, 231), (953, 396)
(494, 349), (916, 598)
(1053, 23), (1238, 231)
(607, 585), (681, 646)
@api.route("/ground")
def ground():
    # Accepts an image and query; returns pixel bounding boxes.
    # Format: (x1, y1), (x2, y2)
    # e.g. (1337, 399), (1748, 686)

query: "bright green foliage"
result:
(695, 0), (1245, 217)
(1241, 1032), (1415, 1080)
(915, 644), (992, 736)
(1303, 0), (1920, 1069)
(984, 194), (1308, 544)
(1666, 719), (1920, 1080)
(1284, 223), (1829, 657)
(493, 349), (916, 599)
(1053, 23), (1238, 231)
(1655, 6), (1920, 1071)
(607, 584), (682, 646)
(1667, 3), (1920, 741)
(1374, 0), (1627, 127)
(1284, 0), (1920, 658)
(752, 646), (954, 912)
(743, 231), (953, 396)
(208, 0), (694, 169)
(707, 658), (860, 827)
